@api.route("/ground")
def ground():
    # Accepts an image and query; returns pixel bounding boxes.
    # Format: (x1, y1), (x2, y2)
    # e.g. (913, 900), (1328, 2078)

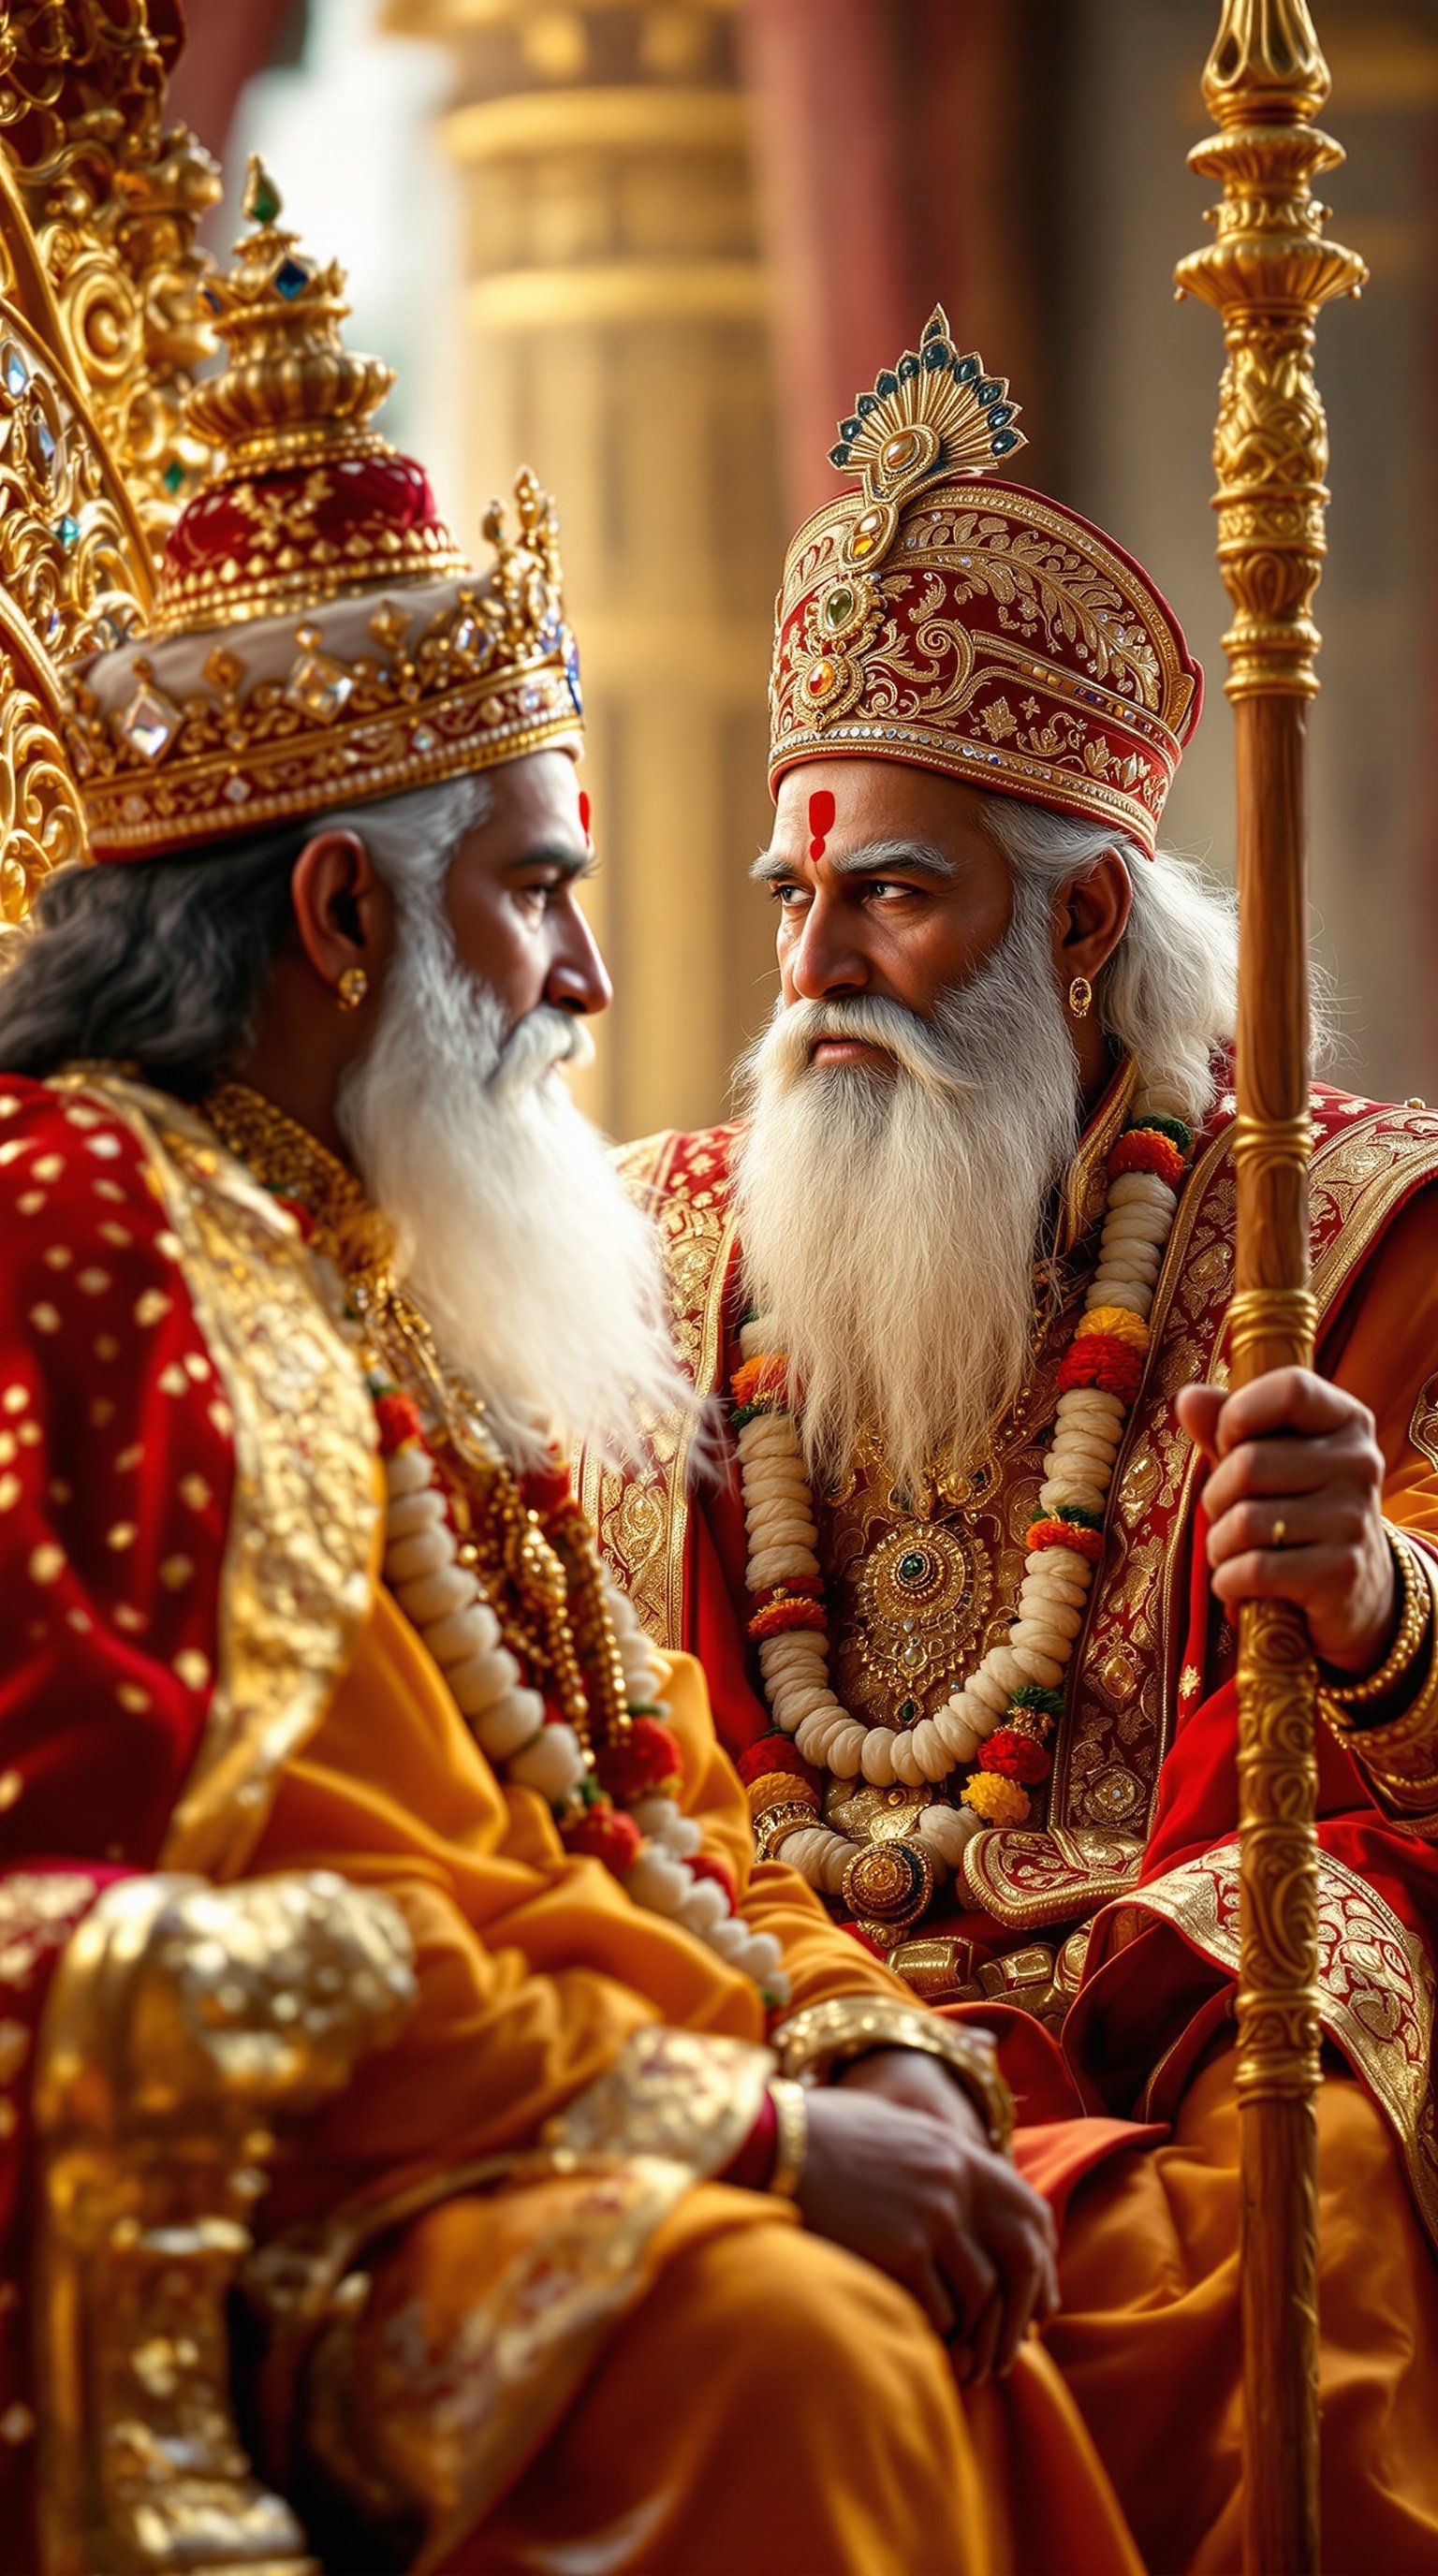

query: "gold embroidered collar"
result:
(202, 1081), (396, 1293)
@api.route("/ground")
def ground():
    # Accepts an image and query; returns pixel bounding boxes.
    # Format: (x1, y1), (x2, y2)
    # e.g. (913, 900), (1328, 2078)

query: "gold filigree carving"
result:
(0, 4), (222, 547)
(0, 650), (85, 923)
(1177, 5), (1365, 705)
(1234, 1597), (1323, 2102)
(33, 1869), (414, 2576)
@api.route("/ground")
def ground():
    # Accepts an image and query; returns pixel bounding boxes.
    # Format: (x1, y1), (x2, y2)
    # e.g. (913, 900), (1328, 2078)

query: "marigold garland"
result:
(734, 1094), (1192, 1909)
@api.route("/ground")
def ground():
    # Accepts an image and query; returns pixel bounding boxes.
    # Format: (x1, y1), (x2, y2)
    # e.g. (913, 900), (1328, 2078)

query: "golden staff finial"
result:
(1176, 7), (1364, 2571)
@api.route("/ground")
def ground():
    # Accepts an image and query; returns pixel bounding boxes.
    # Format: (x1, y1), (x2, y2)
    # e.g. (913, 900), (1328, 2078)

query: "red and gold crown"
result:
(66, 161), (583, 863)
(768, 309), (1201, 854)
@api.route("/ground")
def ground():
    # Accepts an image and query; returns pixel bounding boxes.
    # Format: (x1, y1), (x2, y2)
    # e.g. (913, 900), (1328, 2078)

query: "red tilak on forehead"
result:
(808, 788), (836, 861)
(579, 788), (592, 841)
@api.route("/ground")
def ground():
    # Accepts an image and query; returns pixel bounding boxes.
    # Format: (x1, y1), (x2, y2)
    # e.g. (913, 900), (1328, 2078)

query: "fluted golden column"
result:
(385, 0), (783, 1137)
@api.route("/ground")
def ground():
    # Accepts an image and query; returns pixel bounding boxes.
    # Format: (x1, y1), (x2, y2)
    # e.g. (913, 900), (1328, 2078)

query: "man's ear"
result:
(289, 827), (396, 998)
(1051, 849), (1133, 986)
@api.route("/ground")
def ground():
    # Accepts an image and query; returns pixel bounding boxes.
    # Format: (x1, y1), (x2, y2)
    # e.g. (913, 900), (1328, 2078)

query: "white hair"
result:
(974, 792), (1246, 1132)
(335, 772), (696, 1471)
(734, 878), (1080, 1492)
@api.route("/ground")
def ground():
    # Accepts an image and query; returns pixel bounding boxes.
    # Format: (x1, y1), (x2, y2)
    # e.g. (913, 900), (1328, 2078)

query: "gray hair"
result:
(0, 773), (488, 1090)
(975, 791), (1332, 1132)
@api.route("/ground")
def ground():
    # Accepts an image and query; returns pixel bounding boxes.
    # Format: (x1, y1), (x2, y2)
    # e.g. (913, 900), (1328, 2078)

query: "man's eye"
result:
(770, 883), (807, 909)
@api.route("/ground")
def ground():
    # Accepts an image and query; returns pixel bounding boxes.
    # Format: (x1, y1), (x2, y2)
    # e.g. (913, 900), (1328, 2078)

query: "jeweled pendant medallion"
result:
(851, 1518), (992, 1717)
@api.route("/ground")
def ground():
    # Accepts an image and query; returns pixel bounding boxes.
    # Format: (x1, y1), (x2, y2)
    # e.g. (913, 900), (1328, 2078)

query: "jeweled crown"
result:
(768, 310), (1199, 855)
(66, 163), (583, 863)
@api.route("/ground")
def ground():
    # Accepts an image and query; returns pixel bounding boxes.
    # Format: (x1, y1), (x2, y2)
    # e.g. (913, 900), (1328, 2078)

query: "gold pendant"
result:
(852, 1520), (991, 1721)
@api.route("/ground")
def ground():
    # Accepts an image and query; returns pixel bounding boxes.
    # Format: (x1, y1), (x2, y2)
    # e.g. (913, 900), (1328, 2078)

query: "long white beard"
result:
(733, 890), (1082, 1494)
(337, 901), (694, 1471)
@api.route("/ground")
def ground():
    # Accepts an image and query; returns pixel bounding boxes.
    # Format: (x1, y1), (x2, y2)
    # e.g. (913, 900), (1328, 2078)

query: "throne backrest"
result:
(0, 0), (223, 930)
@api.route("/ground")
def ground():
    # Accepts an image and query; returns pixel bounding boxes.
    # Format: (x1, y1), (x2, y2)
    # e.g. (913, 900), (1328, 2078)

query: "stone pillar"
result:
(384, 0), (783, 1137)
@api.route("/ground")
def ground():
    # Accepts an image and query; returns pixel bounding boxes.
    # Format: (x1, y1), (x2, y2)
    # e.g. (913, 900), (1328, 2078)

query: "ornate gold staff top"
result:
(1176, 6), (1365, 2571)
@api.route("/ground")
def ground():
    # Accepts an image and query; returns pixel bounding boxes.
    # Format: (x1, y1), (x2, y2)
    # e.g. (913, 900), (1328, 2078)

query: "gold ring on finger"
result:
(1271, 1516), (1288, 1549)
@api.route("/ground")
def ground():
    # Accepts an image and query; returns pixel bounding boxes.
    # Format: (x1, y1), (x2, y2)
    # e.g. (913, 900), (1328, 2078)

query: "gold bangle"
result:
(772, 1996), (1016, 2158)
(1338, 1549), (1438, 1793)
(768, 2078), (808, 2199)
(1319, 1527), (1430, 1720)
(752, 1799), (819, 1864)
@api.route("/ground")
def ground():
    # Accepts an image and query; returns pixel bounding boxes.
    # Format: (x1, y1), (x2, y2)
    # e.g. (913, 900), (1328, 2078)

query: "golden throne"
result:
(0, 11), (417, 2568)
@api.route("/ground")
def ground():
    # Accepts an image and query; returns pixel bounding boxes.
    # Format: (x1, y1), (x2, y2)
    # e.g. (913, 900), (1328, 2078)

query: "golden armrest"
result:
(31, 1870), (416, 2576)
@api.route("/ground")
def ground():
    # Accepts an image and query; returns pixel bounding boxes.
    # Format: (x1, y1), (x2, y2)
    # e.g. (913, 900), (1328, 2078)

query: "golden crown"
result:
(67, 163), (581, 863)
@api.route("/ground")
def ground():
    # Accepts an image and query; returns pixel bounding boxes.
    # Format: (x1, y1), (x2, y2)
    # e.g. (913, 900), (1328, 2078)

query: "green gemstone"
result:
(162, 459), (184, 494)
(825, 584), (856, 629)
(245, 167), (283, 227)
(898, 1698), (917, 1724)
(897, 1549), (929, 1582)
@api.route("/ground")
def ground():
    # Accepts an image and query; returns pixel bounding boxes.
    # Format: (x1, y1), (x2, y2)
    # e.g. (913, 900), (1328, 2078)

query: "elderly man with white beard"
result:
(582, 315), (1438, 2569)
(0, 207), (1161, 2576)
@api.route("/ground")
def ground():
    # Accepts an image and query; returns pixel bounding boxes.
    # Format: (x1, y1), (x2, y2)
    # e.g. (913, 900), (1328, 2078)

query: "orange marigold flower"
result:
(1108, 1129), (1185, 1188)
(731, 1354), (790, 1410)
(961, 1772), (1032, 1826)
(1075, 1304), (1150, 1351)
(749, 1597), (829, 1641)
(1027, 1517), (1105, 1561)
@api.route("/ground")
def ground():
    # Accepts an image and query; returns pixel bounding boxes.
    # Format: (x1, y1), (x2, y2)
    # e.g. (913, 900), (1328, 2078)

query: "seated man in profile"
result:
(583, 314), (1438, 2570)
(0, 189), (1141, 2575)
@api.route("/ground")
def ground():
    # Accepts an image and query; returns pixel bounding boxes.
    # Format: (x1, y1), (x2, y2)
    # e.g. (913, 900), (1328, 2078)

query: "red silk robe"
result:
(580, 1064), (1438, 2241)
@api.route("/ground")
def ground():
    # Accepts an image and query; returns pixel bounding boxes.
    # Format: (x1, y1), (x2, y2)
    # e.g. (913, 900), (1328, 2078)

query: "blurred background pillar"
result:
(739, 0), (1059, 520)
(384, 0), (784, 1136)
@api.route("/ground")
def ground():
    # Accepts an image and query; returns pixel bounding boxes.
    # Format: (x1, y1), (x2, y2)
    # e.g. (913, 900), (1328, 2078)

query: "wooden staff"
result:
(1176, 5), (1366, 2568)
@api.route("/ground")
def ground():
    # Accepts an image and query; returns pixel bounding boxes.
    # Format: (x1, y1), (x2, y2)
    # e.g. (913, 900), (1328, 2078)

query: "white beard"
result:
(733, 888), (1083, 1494)
(337, 899), (694, 1471)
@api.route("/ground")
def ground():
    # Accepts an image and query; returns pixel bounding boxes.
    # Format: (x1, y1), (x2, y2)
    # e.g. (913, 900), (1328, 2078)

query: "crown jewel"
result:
(828, 306), (1026, 494)
(185, 159), (397, 479)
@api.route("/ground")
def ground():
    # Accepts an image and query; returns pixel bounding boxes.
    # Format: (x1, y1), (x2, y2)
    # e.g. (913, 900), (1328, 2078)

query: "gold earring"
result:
(336, 965), (369, 1012)
(1067, 974), (1093, 1020)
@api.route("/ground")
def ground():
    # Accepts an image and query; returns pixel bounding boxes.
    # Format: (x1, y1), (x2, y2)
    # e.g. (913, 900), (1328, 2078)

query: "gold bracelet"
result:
(1336, 1548), (1438, 1793)
(753, 1799), (819, 1865)
(768, 2078), (808, 2198)
(1319, 1526), (1430, 1720)
(772, 1996), (1016, 2158)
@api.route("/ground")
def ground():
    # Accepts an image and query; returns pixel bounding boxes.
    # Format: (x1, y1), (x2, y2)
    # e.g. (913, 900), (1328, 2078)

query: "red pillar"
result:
(739, 0), (1051, 522)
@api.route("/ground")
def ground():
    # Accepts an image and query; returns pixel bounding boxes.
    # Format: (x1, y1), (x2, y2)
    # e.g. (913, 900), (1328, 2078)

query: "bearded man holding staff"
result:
(0, 178), (1165, 2576)
(584, 313), (1438, 2568)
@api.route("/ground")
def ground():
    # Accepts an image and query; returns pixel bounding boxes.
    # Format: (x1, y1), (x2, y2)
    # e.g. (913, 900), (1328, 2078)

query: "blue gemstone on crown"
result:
(987, 402), (1015, 429)
(922, 340), (951, 369)
(921, 314), (946, 342)
(953, 353), (980, 384)
(875, 370), (899, 397)
(34, 415), (55, 466)
(976, 378), (1003, 405)
(840, 416), (862, 441)
(55, 514), (78, 549)
(829, 442), (852, 468)
(4, 349), (29, 397)
(272, 256), (312, 300)
(898, 353), (919, 382)
(990, 431), (1020, 456)
(857, 392), (879, 416)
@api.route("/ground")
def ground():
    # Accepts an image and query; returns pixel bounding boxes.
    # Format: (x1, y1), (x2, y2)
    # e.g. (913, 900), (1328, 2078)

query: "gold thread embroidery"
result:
(50, 1073), (379, 1880)
(1123, 1837), (1438, 2245)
